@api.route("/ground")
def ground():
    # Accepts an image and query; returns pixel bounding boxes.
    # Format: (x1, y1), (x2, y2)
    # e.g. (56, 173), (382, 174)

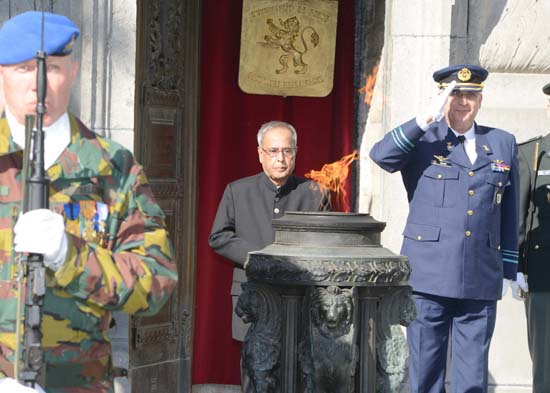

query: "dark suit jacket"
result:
(518, 133), (550, 292)
(370, 118), (519, 300)
(208, 172), (329, 339)
(209, 172), (330, 264)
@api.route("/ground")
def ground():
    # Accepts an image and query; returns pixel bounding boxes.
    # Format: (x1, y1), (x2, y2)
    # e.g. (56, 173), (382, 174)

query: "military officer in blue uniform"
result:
(370, 64), (519, 393)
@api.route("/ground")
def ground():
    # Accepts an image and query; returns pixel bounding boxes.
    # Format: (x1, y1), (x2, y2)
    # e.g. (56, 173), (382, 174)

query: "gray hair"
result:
(257, 121), (298, 147)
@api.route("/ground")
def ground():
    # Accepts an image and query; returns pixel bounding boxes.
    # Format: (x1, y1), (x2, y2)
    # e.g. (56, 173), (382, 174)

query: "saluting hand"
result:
(14, 209), (68, 271)
(420, 80), (456, 125)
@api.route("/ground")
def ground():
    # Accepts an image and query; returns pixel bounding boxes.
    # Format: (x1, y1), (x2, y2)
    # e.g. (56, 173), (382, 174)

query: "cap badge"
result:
(62, 33), (77, 54)
(457, 67), (472, 82)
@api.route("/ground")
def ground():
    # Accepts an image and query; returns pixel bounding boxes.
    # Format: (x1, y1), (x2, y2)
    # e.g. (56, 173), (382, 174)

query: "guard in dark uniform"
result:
(517, 82), (550, 393)
(370, 65), (519, 393)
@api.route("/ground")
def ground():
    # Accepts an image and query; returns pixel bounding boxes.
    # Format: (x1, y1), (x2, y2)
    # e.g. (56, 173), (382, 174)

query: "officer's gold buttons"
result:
(465, 230), (471, 237)
(274, 208), (280, 214)
(498, 181), (503, 187)
(497, 245), (501, 250)
(534, 244), (540, 250)
(468, 190), (475, 196)
(417, 235), (422, 240)
(467, 210), (474, 216)
(437, 174), (443, 179)
(468, 171), (475, 177)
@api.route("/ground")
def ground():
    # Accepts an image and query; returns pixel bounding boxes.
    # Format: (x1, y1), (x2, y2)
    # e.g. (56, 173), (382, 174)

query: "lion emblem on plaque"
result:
(238, 0), (338, 97)
(259, 16), (319, 74)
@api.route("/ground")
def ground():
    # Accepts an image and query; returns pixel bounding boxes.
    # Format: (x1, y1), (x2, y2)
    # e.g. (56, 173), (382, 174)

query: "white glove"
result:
(511, 272), (529, 301)
(0, 378), (45, 392)
(419, 80), (456, 125)
(14, 209), (68, 271)
(502, 278), (511, 297)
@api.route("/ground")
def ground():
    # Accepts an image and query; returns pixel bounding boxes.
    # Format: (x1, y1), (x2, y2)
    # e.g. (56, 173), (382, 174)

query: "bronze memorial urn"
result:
(236, 211), (416, 393)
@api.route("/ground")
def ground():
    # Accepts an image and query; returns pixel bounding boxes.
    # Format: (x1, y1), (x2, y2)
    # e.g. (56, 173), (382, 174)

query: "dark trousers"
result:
(525, 292), (550, 393)
(407, 292), (497, 393)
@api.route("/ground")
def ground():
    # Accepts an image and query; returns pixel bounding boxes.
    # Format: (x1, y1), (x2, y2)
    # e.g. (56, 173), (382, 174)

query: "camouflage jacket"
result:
(0, 114), (177, 392)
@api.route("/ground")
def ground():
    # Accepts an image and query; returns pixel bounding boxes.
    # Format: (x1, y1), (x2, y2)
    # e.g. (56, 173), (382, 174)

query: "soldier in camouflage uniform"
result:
(0, 11), (178, 392)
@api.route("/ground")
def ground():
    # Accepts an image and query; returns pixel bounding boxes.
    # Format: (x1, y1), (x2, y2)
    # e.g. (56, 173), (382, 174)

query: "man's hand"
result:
(14, 209), (67, 271)
(511, 272), (528, 301)
(0, 378), (45, 392)
(419, 81), (456, 125)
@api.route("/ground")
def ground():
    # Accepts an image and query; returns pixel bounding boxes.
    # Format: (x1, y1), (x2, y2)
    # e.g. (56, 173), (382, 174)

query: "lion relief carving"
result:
(259, 16), (319, 75)
(311, 285), (354, 337)
(299, 286), (358, 393)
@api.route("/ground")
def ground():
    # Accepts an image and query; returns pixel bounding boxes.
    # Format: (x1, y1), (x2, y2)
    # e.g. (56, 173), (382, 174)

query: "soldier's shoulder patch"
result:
(518, 135), (543, 146)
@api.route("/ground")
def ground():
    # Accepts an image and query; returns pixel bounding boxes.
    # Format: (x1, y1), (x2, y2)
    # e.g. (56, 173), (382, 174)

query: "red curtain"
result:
(193, 0), (355, 384)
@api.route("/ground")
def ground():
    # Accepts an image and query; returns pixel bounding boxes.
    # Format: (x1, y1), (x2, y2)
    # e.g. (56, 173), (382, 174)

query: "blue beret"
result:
(433, 64), (488, 92)
(0, 11), (80, 65)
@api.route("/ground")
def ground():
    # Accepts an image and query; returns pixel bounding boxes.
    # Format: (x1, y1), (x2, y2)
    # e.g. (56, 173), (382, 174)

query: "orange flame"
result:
(305, 151), (358, 212)
(358, 62), (379, 105)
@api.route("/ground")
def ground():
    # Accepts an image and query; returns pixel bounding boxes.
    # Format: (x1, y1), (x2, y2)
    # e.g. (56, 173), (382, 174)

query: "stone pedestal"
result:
(237, 212), (416, 393)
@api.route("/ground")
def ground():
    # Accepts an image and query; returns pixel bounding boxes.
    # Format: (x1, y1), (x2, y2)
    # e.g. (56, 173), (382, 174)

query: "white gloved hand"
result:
(14, 209), (68, 271)
(511, 272), (529, 301)
(0, 378), (45, 392)
(419, 80), (457, 125)
(502, 278), (511, 297)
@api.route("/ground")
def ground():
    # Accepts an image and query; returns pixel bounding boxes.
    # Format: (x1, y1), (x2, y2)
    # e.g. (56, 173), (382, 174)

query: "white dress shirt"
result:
(451, 125), (477, 164)
(7, 108), (71, 169)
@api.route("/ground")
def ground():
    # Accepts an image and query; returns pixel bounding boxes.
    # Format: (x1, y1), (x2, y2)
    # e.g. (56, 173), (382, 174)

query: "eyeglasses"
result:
(260, 146), (297, 158)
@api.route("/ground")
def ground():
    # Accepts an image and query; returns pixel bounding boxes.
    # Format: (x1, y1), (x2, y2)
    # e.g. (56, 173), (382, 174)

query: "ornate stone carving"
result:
(133, 319), (178, 347)
(241, 212), (414, 392)
(478, 0), (550, 73)
(236, 282), (282, 393)
(246, 255), (410, 285)
(299, 286), (359, 393)
(147, 1), (185, 90)
(376, 287), (416, 393)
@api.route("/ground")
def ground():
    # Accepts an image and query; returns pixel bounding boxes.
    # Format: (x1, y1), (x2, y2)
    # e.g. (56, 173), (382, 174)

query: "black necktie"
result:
(457, 135), (472, 163)
(457, 135), (466, 154)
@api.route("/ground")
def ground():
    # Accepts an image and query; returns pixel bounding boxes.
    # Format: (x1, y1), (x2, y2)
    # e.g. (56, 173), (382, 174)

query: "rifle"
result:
(16, 6), (50, 388)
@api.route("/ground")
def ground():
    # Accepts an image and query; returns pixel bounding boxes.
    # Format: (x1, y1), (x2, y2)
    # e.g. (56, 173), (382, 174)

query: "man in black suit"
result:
(209, 120), (329, 392)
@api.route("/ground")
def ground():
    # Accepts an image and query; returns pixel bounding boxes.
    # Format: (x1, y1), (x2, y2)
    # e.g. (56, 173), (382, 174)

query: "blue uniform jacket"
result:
(370, 118), (519, 300)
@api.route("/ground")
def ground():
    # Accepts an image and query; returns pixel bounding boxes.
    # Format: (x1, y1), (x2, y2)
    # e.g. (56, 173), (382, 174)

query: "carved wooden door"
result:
(131, 1), (200, 392)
